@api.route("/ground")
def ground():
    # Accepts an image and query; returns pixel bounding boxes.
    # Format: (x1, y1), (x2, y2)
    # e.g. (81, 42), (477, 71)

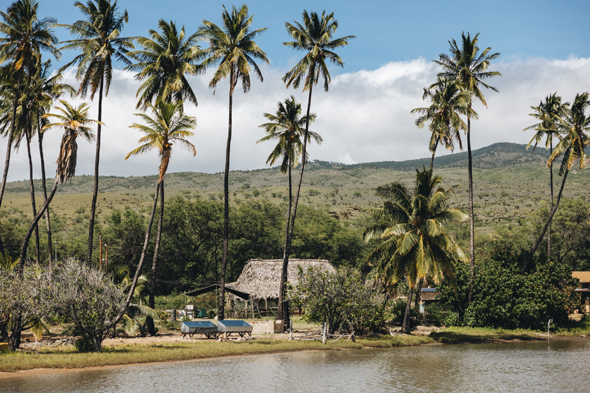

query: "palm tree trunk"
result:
(0, 73), (21, 210)
(430, 136), (439, 171)
(219, 68), (236, 321)
(402, 286), (414, 334)
(548, 141), (554, 260)
(282, 85), (315, 323)
(522, 165), (570, 273)
(18, 182), (58, 263)
(87, 77), (104, 265)
(111, 182), (161, 327)
(25, 132), (40, 263)
(414, 279), (424, 314)
(38, 131), (53, 267)
(145, 179), (164, 336)
(277, 160), (293, 323)
(466, 115), (475, 304)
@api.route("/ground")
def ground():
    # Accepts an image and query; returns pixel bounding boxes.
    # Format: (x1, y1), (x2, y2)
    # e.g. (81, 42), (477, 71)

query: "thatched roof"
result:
(232, 259), (335, 300)
(573, 271), (590, 284)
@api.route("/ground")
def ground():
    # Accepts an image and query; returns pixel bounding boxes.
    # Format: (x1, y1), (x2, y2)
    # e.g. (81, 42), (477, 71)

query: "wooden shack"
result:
(230, 259), (335, 314)
(573, 271), (590, 313)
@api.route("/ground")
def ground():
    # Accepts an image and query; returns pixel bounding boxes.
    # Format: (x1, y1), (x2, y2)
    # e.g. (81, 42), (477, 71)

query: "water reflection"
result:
(2, 340), (588, 393)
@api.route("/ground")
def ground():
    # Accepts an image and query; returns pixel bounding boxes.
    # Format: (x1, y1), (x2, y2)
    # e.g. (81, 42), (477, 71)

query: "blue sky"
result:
(46, 0), (590, 71)
(4, 0), (590, 180)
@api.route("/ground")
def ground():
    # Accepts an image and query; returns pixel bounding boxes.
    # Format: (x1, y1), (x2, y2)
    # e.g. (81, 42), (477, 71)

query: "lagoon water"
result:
(2, 339), (588, 392)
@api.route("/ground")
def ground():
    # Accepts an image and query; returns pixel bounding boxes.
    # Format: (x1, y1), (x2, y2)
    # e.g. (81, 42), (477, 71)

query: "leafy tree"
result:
(0, 261), (52, 350)
(0, 0), (59, 211)
(290, 266), (385, 334)
(50, 258), (125, 352)
(257, 96), (321, 323)
(124, 101), (196, 335)
(438, 245), (579, 330)
(366, 168), (467, 333)
(523, 92), (590, 271)
(411, 77), (473, 170)
(60, 0), (134, 265)
(434, 32), (501, 302)
(280, 10), (354, 322)
(199, 4), (268, 320)
(524, 93), (569, 259)
(126, 19), (203, 109)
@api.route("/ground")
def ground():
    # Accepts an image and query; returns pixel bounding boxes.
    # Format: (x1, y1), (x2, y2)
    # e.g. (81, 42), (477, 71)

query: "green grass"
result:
(430, 326), (540, 344)
(0, 340), (363, 373)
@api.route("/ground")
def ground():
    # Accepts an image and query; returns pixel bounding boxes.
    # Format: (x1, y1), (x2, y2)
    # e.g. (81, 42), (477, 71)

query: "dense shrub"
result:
(289, 266), (386, 334)
(438, 248), (579, 330)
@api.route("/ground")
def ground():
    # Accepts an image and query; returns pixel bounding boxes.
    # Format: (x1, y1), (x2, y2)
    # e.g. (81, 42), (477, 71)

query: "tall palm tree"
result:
(125, 101), (196, 335)
(366, 168), (468, 334)
(434, 32), (500, 303)
(18, 100), (99, 262)
(16, 59), (73, 264)
(522, 92), (590, 271)
(280, 10), (354, 322)
(411, 77), (474, 170)
(33, 62), (75, 267)
(524, 93), (569, 260)
(0, 0), (59, 211)
(199, 5), (268, 320)
(60, 0), (133, 266)
(257, 96), (321, 322)
(126, 19), (204, 110)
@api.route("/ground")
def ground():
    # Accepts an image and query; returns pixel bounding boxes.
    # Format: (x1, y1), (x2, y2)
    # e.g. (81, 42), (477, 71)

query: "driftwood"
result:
(289, 321), (355, 344)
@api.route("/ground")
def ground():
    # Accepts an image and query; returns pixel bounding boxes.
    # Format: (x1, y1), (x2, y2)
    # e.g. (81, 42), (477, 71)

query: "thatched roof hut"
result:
(232, 259), (335, 300)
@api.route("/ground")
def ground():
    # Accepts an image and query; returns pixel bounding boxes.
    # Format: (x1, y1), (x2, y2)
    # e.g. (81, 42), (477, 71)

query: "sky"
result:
(3, 0), (590, 181)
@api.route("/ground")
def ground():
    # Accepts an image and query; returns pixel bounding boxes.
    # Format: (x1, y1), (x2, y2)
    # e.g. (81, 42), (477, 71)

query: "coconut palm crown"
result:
(366, 168), (468, 288)
(257, 96), (321, 173)
(43, 100), (100, 184)
(282, 10), (355, 92)
(126, 19), (204, 110)
(199, 5), (268, 94)
(411, 77), (475, 168)
(126, 100), (196, 180)
(60, 0), (133, 99)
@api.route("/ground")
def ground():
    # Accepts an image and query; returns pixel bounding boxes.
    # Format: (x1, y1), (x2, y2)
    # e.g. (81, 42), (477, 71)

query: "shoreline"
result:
(2, 330), (583, 379)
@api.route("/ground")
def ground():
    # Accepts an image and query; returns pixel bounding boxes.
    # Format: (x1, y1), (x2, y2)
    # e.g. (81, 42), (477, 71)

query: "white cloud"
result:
(3, 56), (590, 182)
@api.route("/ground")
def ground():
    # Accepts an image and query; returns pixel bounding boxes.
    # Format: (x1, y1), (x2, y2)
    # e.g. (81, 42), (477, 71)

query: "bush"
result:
(50, 259), (125, 352)
(74, 335), (95, 352)
(289, 266), (386, 334)
(437, 249), (579, 330)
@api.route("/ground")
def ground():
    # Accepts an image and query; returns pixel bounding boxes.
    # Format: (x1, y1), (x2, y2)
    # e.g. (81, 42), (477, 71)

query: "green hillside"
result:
(2, 142), (589, 230)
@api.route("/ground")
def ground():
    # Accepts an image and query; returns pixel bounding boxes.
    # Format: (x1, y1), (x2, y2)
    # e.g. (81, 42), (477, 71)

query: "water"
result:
(2, 339), (588, 392)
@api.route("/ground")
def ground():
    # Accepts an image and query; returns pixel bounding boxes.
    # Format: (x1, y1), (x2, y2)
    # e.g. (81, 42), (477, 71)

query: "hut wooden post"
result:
(251, 298), (255, 319)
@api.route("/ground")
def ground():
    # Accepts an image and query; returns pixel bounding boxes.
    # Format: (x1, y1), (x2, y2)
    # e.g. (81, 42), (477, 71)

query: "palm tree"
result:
(60, 0), (134, 266)
(366, 168), (468, 334)
(257, 96), (321, 322)
(411, 77), (474, 170)
(279, 10), (354, 321)
(125, 101), (196, 335)
(199, 5), (268, 320)
(434, 32), (500, 303)
(524, 93), (569, 260)
(18, 100), (99, 262)
(126, 19), (204, 110)
(522, 92), (590, 271)
(0, 0), (59, 211)
(17, 59), (73, 264)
